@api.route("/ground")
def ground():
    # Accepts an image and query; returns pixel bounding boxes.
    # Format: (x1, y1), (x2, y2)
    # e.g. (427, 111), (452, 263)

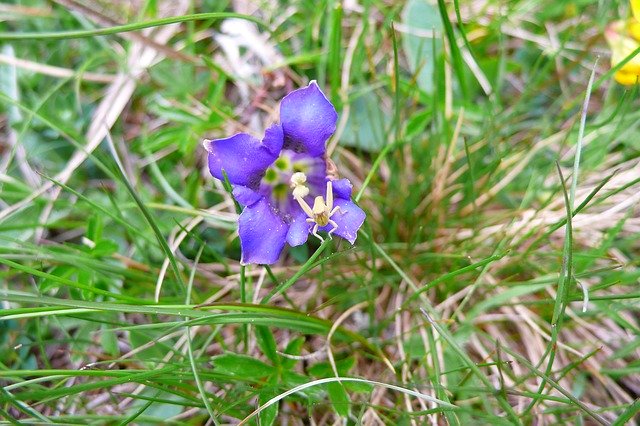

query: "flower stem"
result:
(263, 265), (279, 287)
(240, 264), (248, 351)
(261, 239), (332, 304)
(221, 170), (248, 349)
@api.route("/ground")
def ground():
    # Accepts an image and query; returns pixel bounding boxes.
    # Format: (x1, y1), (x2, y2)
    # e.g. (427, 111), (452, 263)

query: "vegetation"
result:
(0, 0), (639, 424)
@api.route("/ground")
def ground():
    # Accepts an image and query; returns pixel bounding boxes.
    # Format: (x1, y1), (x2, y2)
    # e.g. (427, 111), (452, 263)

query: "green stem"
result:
(261, 240), (331, 304)
(0, 13), (264, 41)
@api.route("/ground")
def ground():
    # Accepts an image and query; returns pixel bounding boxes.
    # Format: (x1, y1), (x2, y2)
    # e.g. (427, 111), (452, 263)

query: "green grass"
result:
(1, 0), (639, 424)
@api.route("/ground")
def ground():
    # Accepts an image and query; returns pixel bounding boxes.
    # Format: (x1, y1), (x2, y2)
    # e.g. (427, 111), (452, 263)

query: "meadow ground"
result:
(1, 0), (639, 424)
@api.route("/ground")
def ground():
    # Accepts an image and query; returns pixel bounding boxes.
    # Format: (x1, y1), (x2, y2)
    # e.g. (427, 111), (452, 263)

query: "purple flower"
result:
(203, 82), (366, 265)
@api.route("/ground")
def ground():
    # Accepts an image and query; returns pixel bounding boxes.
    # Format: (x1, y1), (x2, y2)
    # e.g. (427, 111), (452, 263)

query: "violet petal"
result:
(280, 81), (337, 157)
(204, 133), (278, 188)
(232, 185), (262, 207)
(238, 198), (289, 265)
(330, 178), (353, 199)
(286, 207), (310, 247)
(262, 123), (284, 156)
(320, 198), (366, 244)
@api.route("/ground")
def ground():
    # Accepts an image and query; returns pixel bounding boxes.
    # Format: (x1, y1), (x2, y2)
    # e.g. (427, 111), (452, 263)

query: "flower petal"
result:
(286, 207), (310, 247)
(280, 81), (337, 157)
(232, 185), (262, 207)
(204, 133), (278, 188)
(238, 198), (288, 265)
(320, 198), (366, 244)
(330, 178), (353, 199)
(605, 20), (640, 85)
(262, 123), (284, 155)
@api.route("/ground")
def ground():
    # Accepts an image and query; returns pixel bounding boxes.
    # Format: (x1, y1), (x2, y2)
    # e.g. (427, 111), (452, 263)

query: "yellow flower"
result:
(630, 16), (640, 40)
(605, 20), (640, 85)
(632, 0), (640, 22)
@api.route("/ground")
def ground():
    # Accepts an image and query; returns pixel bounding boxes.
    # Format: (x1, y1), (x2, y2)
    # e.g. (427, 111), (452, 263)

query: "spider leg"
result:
(326, 181), (333, 211)
(330, 205), (344, 216)
(306, 218), (314, 223)
(294, 194), (315, 219)
(327, 219), (338, 239)
(312, 223), (324, 243)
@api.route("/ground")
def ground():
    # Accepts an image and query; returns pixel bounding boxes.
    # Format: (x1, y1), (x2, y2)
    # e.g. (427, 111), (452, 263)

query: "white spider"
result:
(290, 172), (342, 242)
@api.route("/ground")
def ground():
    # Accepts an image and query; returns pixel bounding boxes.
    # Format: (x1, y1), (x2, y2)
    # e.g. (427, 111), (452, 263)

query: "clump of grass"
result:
(1, 0), (639, 424)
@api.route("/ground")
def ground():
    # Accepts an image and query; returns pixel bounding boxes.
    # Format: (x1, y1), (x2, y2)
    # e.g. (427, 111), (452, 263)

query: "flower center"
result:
(263, 151), (310, 185)
(257, 149), (328, 221)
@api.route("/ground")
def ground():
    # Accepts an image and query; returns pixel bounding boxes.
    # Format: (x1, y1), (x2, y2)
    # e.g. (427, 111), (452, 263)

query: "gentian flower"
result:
(203, 82), (366, 265)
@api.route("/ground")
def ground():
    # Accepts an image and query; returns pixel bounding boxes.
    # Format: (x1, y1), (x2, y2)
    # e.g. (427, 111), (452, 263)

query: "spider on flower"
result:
(290, 172), (344, 242)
